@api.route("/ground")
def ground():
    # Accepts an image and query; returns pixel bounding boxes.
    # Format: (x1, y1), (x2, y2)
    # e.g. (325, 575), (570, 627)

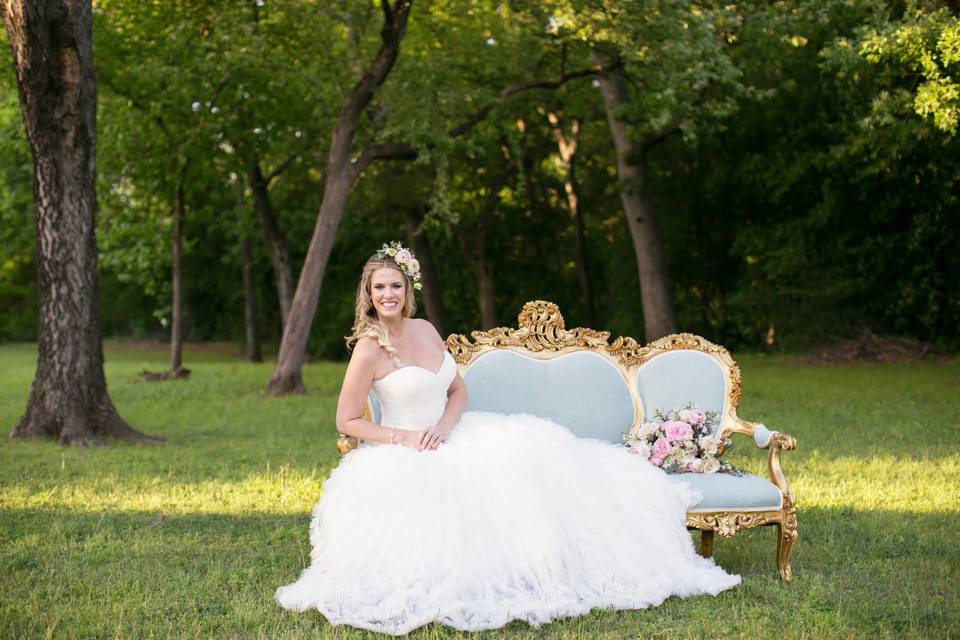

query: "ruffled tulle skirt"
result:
(275, 412), (740, 635)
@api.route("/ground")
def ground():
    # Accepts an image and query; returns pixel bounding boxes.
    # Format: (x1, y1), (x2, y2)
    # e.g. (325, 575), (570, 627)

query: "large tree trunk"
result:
(267, 0), (414, 395)
(476, 264), (497, 330)
(169, 173), (185, 374)
(3, 0), (158, 444)
(457, 173), (505, 331)
(405, 205), (448, 337)
(247, 161), (294, 329)
(458, 229), (497, 330)
(595, 54), (677, 341)
(547, 113), (595, 327)
(240, 235), (262, 362)
(456, 160), (514, 330)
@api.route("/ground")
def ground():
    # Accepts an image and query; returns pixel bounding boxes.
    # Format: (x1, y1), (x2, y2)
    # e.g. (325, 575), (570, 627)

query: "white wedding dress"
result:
(275, 351), (740, 634)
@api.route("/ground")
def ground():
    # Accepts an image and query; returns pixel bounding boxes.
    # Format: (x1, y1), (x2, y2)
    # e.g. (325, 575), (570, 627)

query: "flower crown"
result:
(376, 241), (423, 291)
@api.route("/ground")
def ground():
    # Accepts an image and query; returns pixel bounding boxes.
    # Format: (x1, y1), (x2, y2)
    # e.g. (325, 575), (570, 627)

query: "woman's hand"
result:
(396, 429), (426, 449)
(418, 426), (451, 451)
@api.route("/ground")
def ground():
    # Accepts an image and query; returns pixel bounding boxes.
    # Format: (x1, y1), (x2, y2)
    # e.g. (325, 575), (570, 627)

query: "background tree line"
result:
(2, 0), (957, 366)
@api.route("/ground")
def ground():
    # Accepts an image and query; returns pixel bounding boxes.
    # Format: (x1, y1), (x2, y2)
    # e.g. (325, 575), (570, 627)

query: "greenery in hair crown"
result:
(376, 241), (423, 291)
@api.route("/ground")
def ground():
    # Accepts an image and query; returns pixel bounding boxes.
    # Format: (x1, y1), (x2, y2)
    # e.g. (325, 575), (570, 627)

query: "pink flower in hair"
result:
(394, 248), (412, 265)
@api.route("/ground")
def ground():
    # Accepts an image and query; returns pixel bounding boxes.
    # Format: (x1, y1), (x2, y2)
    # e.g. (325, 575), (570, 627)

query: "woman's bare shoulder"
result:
(412, 318), (444, 342)
(351, 336), (383, 363)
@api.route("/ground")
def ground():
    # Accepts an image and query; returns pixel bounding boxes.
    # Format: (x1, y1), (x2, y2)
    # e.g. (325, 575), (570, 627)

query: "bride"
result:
(275, 243), (740, 634)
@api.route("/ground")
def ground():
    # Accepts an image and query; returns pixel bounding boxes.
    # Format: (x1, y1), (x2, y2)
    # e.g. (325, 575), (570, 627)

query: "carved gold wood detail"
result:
(605, 335), (646, 368)
(447, 300), (616, 366)
(777, 496), (799, 582)
(686, 510), (780, 537)
(767, 431), (798, 503)
(336, 435), (358, 455)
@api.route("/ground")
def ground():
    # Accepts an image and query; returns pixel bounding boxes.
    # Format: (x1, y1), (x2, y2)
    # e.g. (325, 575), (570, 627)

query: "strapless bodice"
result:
(371, 351), (456, 429)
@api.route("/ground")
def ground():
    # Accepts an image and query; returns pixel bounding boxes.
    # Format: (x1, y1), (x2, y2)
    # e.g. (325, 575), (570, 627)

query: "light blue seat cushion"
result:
(462, 349), (635, 443)
(635, 350), (727, 418)
(673, 472), (784, 512)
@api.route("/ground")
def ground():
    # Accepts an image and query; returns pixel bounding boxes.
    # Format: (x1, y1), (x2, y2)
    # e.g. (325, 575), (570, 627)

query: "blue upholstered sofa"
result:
(341, 300), (798, 581)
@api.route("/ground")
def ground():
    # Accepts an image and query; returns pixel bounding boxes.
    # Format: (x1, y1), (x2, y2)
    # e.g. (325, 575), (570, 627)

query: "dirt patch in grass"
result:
(804, 330), (953, 364)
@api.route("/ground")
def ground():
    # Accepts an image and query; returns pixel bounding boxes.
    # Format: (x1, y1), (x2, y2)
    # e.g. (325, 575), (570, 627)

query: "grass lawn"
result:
(1, 341), (957, 639)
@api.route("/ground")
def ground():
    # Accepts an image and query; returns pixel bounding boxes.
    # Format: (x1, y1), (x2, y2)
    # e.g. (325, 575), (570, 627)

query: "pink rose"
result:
(679, 409), (706, 425)
(394, 249), (412, 265)
(650, 436), (673, 465)
(663, 420), (694, 442)
(682, 456), (703, 472)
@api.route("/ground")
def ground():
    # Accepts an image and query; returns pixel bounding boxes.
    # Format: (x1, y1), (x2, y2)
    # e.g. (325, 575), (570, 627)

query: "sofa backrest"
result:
(461, 348), (634, 443)
(629, 334), (744, 438)
(635, 350), (728, 423)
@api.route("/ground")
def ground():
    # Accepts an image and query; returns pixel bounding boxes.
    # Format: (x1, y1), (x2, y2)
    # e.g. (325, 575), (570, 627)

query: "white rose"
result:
(702, 458), (721, 473)
(629, 441), (652, 459)
(637, 421), (659, 439)
(698, 435), (719, 456)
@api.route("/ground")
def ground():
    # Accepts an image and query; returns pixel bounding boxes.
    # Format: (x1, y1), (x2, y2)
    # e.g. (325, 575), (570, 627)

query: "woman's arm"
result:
(419, 322), (469, 450)
(335, 339), (425, 448)
(436, 373), (468, 435)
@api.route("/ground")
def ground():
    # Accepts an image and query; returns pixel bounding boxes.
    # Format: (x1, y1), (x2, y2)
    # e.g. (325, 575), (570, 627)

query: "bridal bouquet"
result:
(624, 404), (741, 475)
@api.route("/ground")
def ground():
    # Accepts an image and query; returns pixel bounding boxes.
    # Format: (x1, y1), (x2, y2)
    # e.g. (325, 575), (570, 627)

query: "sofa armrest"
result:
(736, 419), (797, 503)
(336, 434), (358, 455)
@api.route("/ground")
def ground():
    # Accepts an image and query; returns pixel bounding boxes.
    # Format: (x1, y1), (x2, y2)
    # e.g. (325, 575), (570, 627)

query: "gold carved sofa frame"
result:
(338, 300), (798, 581)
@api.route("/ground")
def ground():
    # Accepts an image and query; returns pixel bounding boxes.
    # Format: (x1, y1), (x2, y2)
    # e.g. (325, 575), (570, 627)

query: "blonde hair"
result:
(345, 254), (417, 367)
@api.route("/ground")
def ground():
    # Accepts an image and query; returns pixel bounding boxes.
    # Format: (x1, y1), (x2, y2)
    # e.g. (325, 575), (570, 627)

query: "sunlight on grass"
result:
(3, 454), (957, 517)
(791, 453), (960, 512)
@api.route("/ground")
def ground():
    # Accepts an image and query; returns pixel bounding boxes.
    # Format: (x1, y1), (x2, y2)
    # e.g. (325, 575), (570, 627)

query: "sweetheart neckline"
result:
(374, 351), (451, 383)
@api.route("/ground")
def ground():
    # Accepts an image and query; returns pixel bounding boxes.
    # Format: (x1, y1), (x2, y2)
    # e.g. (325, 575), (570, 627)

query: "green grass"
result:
(1, 341), (958, 639)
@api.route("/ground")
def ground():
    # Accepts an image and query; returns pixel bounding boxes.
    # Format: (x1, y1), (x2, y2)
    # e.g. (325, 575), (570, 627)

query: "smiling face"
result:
(369, 266), (407, 321)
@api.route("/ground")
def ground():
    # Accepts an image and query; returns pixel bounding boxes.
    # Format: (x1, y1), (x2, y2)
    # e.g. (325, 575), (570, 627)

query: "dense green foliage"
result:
(1, 1), (956, 354)
(1, 342), (957, 637)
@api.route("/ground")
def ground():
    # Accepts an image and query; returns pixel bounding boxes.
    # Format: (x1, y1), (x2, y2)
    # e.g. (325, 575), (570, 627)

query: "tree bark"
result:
(169, 171), (185, 374)
(404, 205), (448, 337)
(475, 263), (497, 330)
(457, 168), (508, 331)
(240, 235), (262, 362)
(458, 224), (497, 330)
(594, 53), (677, 341)
(267, 0), (414, 395)
(247, 161), (295, 330)
(3, 0), (158, 444)
(547, 113), (595, 327)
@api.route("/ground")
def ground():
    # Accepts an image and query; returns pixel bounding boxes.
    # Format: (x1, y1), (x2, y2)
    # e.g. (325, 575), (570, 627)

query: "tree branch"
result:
(265, 152), (300, 185)
(351, 142), (418, 179)
(448, 62), (617, 138)
(641, 116), (684, 152)
(328, 0), (412, 175)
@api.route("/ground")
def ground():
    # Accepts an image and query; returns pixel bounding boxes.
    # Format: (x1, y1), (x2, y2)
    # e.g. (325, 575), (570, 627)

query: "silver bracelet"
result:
(389, 427), (396, 445)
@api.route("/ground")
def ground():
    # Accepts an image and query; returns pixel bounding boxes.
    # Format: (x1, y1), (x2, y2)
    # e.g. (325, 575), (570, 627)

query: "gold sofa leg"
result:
(776, 508), (798, 581)
(700, 529), (715, 557)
